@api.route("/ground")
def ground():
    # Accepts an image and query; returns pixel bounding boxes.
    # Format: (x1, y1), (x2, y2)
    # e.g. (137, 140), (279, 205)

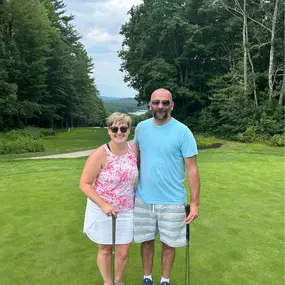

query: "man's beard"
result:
(152, 109), (169, 120)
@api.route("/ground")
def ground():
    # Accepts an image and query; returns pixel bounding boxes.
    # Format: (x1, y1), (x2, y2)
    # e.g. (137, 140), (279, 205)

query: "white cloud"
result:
(64, 0), (142, 98)
(84, 27), (113, 44)
(84, 0), (141, 13)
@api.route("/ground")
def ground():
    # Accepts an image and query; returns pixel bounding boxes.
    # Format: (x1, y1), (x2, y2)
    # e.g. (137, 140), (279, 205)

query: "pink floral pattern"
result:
(93, 143), (138, 212)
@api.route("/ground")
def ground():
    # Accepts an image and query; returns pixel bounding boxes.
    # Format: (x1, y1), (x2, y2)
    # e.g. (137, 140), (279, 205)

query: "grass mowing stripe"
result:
(0, 146), (284, 285)
(185, 151), (284, 285)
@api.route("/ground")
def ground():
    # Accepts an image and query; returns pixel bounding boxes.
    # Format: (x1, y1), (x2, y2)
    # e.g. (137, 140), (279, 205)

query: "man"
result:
(134, 88), (200, 285)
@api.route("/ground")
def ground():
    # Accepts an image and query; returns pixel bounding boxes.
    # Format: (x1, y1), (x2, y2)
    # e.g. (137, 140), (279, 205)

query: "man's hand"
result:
(185, 203), (199, 224)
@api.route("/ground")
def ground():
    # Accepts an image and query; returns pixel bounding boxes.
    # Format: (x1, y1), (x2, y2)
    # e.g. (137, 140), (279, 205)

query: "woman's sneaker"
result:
(142, 278), (154, 285)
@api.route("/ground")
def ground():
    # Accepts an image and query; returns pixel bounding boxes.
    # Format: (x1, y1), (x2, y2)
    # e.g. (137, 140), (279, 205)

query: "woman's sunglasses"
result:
(151, 100), (171, 106)
(109, 126), (129, 133)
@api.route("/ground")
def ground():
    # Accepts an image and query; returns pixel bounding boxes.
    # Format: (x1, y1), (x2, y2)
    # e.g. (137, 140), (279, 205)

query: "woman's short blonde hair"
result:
(106, 112), (132, 128)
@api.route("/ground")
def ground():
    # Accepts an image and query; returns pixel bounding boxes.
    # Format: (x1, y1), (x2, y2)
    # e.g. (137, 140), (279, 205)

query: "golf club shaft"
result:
(185, 243), (188, 285)
(187, 242), (190, 285)
(185, 204), (190, 285)
(112, 215), (116, 285)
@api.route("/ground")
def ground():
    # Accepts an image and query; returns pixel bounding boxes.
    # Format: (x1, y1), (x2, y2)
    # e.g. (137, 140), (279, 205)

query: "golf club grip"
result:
(185, 204), (190, 241)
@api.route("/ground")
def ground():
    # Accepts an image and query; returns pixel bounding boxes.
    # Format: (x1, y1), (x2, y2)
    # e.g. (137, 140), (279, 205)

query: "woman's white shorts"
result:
(83, 198), (133, 245)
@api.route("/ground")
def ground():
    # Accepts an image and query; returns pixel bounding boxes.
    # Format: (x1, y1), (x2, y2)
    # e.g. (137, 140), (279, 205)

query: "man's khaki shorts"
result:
(134, 196), (186, 247)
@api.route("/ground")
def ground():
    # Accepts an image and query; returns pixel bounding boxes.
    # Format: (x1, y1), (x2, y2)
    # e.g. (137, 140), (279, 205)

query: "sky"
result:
(64, 0), (142, 98)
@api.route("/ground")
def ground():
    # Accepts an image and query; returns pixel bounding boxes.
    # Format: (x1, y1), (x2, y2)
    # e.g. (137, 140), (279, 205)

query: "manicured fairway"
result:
(0, 127), (132, 161)
(0, 142), (283, 285)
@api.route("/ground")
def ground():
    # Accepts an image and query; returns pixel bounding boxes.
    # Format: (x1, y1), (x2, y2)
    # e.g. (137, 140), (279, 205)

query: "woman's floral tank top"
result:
(93, 143), (138, 212)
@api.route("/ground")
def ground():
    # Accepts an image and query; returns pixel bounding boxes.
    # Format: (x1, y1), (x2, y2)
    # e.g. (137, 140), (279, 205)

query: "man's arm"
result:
(133, 125), (140, 169)
(131, 143), (140, 170)
(184, 155), (200, 224)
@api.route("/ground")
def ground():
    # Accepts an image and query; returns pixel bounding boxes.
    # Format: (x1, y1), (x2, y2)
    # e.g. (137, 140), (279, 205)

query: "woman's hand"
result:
(101, 203), (118, 218)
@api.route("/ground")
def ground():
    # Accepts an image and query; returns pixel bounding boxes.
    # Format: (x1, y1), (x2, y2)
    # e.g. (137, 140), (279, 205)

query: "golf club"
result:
(112, 214), (116, 285)
(185, 204), (190, 285)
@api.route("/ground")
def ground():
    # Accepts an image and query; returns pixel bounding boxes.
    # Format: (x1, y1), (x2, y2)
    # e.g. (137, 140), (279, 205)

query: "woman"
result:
(80, 112), (138, 285)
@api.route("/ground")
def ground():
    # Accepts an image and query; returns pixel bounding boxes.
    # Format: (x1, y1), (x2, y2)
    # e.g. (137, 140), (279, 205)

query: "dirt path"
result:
(24, 140), (134, 159)
(24, 149), (95, 159)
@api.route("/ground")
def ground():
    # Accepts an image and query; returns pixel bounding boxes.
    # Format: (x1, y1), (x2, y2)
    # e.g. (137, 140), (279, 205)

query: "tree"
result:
(8, 0), (54, 124)
(0, 0), (19, 128)
(280, 1), (285, 105)
(0, 0), (106, 130)
(120, 0), (234, 121)
(120, 0), (284, 137)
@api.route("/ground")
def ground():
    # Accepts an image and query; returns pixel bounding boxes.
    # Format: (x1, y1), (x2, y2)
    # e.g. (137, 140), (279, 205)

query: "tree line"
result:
(119, 0), (284, 139)
(0, 0), (106, 130)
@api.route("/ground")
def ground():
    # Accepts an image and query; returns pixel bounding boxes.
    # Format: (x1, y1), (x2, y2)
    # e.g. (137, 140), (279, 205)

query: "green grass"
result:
(38, 128), (110, 153)
(0, 127), (135, 161)
(0, 134), (284, 285)
(185, 147), (284, 285)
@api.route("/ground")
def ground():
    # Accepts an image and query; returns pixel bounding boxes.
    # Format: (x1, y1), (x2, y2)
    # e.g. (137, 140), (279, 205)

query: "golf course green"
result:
(0, 128), (283, 285)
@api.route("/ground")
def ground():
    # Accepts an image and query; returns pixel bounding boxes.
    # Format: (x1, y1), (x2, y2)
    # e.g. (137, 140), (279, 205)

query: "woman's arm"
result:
(79, 146), (118, 216)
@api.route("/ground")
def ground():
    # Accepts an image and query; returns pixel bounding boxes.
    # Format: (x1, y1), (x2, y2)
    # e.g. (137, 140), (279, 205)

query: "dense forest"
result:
(120, 0), (284, 141)
(0, 0), (106, 130)
(1, 0), (284, 144)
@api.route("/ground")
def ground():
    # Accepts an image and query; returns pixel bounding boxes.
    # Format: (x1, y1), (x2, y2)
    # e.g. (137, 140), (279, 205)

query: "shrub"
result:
(195, 135), (222, 149)
(267, 134), (284, 147)
(4, 127), (56, 141)
(0, 137), (44, 154)
(237, 126), (257, 143)
(0, 126), (52, 154)
(21, 127), (42, 139)
(4, 129), (22, 141)
(256, 103), (284, 135)
(41, 128), (56, 137)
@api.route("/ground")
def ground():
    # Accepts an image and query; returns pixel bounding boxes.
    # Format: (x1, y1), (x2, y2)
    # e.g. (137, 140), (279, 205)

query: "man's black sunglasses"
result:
(151, 100), (171, 106)
(109, 126), (128, 133)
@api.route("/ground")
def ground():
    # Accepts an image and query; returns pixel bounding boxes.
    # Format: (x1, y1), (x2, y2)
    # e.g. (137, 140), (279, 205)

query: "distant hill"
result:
(100, 96), (147, 114)
(99, 96), (130, 102)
